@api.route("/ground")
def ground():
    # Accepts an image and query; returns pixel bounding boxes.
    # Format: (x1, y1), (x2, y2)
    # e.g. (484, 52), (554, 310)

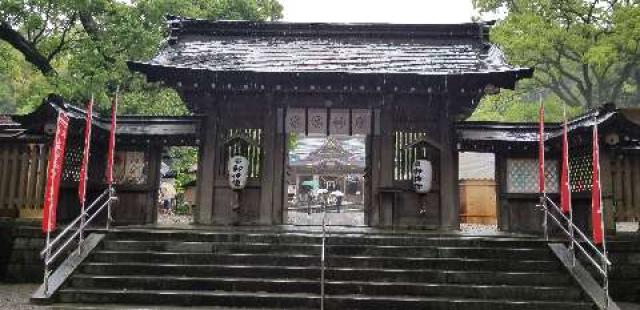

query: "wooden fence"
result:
(611, 152), (640, 222)
(0, 143), (48, 218)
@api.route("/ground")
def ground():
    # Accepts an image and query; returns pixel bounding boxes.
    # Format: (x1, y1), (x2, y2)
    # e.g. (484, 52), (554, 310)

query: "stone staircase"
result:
(607, 237), (640, 303)
(53, 229), (597, 309)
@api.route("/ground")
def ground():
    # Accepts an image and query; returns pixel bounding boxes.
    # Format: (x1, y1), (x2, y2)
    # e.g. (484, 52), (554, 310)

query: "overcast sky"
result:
(278, 0), (482, 24)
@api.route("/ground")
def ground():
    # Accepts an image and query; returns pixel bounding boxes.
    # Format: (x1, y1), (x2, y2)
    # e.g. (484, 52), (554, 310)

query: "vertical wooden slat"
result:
(7, 146), (20, 210)
(34, 145), (48, 210)
(614, 157), (624, 221)
(401, 132), (405, 180)
(0, 147), (7, 210)
(17, 145), (29, 210)
(25, 145), (38, 209)
(623, 157), (634, 220)
(392, 132), (397, 180)
(633, 157), (640, 220)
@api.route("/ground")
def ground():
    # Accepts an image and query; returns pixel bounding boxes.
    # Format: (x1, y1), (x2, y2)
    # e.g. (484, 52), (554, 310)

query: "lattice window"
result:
(506, 159), (559, 193)
(62, 143), (82, 182)
(393, 131), (429, 181)
(569, 151), (592, 192)
(220, 129), (263, 179)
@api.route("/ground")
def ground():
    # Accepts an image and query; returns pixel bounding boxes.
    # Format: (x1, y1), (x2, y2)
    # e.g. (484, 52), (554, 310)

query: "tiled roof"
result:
(129, 18), (532, 78)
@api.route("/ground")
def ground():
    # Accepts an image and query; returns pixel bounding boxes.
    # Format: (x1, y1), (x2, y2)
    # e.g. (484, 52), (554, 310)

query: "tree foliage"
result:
(474, 0), (640, 109)
(0, 0), (283, 115)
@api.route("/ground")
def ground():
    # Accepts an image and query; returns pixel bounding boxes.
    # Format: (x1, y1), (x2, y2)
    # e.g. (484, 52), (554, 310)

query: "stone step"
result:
(327, 255), (561, 272)
(56, 288), (593, 310)
(78, 262), (570, 286)
(325, 280), (583, 301)
(327, 236), (548, 248)
(89, 250), (561, 272)
(324, 294), (594, 310)
(325, 267), (572, 285)
(81, 262), (322, 279)
(101, 240), (551, 260)
(69, 275), (320, 294)
(326, 244), (552, 259)
(106, 230), (322, 245)
(106, 230), (547, 248)
(67, 274), (582, 302)
(57, 289), (319, 309)
(90, 251), (321, 266)
(101, 240), (321, 254)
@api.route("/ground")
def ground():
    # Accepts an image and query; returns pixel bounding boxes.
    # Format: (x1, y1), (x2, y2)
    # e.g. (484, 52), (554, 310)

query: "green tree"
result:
(0, 0), (283, 115)
(474, 0), (640, 109)
(468, 88), (583, 122)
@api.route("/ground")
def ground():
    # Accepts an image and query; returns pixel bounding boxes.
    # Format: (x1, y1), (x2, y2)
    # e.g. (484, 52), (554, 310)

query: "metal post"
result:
(106, 186), (113, 230)
(568, 204), (576, 267)
(43, 227), (51, 296)
(541, 195), (549, 241)
(320, 198), (326, 310)
(43, 181), (55, 296)
(79, 200), (85, 253)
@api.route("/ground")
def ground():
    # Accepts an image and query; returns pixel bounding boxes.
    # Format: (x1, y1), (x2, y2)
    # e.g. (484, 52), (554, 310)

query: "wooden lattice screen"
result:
(393, 131), (429, 181)
(569, 150), (593, 193)
(0, 143), (49, 217)
(219, 129), (263, 179)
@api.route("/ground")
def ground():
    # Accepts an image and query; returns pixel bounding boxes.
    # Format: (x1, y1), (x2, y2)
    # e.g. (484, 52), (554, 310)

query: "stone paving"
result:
(0, 284), (40, 310)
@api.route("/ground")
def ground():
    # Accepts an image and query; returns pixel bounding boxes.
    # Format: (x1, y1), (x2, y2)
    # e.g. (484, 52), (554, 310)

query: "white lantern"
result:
(228, 155), (249, 190)
(413, 160), (432, 194)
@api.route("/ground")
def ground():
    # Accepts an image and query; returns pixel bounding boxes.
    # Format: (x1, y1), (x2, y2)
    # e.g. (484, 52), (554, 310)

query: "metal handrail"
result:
(320, 197), (327, 310)
(41, 187), (115, 296)
(540, 194), (610, 308)
(40, 189), (109, 258)
(544, 197), (612, 267)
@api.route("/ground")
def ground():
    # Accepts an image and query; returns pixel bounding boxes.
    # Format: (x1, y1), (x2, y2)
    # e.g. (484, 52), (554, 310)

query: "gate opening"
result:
(286, 135), (366, 226)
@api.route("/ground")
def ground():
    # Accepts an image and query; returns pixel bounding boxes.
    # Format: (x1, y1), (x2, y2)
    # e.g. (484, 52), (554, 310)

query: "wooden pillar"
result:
(148, 143), (163, 224)
(600, 150), (616, 234)
(273, 107), (286, 224)
(439, 97), (460, 230)
(495, 152), (508, 231)
(196, 102), (218, 225)
(379, 103), (395, 227)
(260, 101), (276, 225)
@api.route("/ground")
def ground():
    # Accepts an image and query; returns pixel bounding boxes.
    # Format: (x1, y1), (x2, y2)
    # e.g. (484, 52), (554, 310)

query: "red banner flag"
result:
(591, 122), (604, 244)
(42, 112), (70, 233)
(538, 103), (545, 194)
(105, 93), (118, 186)
(78, 98), (94, 207)
(560, 119), (572, 213)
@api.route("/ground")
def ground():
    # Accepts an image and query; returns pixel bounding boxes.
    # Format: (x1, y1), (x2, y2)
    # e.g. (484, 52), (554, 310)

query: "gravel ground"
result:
(459, 223), (499, 235)
(617, 222), (640, 232)
(0, 284), (42, 310)
(156, 212), (193, 226)
(287, 210), (365, 226)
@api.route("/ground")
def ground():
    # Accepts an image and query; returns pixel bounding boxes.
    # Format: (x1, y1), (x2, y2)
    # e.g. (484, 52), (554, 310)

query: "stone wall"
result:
(0, 219), (45, 283)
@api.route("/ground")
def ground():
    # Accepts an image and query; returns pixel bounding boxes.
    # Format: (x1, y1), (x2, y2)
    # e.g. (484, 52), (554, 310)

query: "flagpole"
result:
(107, 87), (119, 230)
(562, 104), (576, 266)
(538, 96), (548, 241)
(43, 150), (54, 295)
(79, 94), (93, 252)
(593, 115), (609, 308)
